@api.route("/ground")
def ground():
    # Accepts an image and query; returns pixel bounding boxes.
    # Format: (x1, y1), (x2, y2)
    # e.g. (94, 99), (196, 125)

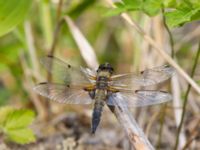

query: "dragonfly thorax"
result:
(96, 68), (112, 90)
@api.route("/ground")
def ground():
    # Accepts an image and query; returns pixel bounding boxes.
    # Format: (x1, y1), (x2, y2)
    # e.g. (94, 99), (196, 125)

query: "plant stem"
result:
(174, 41), (200, 150)
(48, 19), (64, 56)
(162, 8), (175, 58)
(106, 0), (200, 94)
(156, 8), (175, 149)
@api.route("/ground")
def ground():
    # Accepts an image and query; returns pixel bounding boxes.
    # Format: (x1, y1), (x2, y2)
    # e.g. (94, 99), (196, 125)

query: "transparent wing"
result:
(110, 65), (174, 89)
(33, 82), (93, 104)
(80, 67), (96, 83)
(107, 90), (172, 107)
(40, 56), (95, 84)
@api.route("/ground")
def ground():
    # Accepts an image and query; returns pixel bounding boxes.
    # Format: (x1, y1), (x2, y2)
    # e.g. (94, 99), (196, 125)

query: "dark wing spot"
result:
(66, 85), (70, 88)
(39, 82), (48, 85)
(47, 55), (54, 58)
(68, 64), (71, 68)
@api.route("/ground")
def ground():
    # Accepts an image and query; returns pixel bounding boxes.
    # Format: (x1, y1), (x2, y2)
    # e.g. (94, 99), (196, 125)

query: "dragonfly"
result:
(34, 56), (174, 134)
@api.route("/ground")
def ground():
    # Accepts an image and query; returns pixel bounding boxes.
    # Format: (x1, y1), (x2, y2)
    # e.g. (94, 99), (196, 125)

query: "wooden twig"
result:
(106, 0), (200, 94)
(109, 105), (154, 150)
(65, 16), (155, 149)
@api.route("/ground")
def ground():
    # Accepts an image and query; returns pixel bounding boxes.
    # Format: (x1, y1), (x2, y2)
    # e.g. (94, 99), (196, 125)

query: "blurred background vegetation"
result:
(0, 0), (200, 149)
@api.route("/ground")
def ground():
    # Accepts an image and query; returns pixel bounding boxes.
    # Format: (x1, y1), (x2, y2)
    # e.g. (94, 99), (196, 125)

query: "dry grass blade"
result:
(64, 16), (154, 149)
(106, 0), (200, 94)
(24, 21), (48, 120)
(171, 75), (186, 149)
(24, 21), (40, 79)
(64, 16), (99, 69)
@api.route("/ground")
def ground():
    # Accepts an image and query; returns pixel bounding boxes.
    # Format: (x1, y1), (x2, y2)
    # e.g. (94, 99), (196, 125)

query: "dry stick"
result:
(174, 42), (200, 150)
(65, 16), (154, 149)
(109, 105), (154, 150)
(106, 0), (200, 94)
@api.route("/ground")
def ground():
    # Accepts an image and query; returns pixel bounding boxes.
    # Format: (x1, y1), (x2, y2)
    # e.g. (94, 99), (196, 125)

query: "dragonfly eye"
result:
(97, 63), (114, 74)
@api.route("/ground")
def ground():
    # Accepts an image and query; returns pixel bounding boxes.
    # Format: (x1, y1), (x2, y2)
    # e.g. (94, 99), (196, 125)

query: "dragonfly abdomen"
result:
(91, 91), (106, 134)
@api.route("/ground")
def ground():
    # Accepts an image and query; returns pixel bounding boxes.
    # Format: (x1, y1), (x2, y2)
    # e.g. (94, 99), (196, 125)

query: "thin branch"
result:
(56, 0), (63, 22)
(106, 0), (200, 94)
(156, 8), (176, 148)
(49, 0), (65, 56)
(47, 0), (65, 86)
(163, 8), (186, 149)
(162, 8), (175, 58)
(48, 19), (65, 56)
(174, 41), (200, 150)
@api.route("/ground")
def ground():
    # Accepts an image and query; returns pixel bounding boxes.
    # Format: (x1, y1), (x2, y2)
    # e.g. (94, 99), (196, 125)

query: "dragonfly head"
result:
(97, 63), (114, 74)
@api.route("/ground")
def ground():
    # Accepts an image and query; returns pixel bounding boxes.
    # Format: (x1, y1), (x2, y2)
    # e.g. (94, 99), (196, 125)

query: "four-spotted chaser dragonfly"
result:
(34, 56), (174, 133)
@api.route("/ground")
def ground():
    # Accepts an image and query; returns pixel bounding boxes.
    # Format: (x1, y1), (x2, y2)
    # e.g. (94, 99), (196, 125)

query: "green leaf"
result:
(67, 0), (96, 18)
(0, 106), (13, 125)
(0, 107), (36, 144)
(6, 128), (36, 144)
(4, 109), (35, 129)
(105, 0), (162, 17)
(142, 0), (162, 16)
(104, 1), (141, 17)
(165, 1), (200, 27)
(163, 0), (177, 8)
(105, 4), (130, 17)
(123, 0), (141, 6)
(0, 0), (33, 37)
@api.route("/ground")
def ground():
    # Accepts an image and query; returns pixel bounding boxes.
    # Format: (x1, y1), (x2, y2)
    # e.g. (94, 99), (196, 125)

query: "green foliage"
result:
(67, 0), (97, 18)
(164, 1), (200, 27)
(0, 107), (36, 144)
(105, 0), (162, 17)
(0, 88), (10, 106)
(0, 0), (33, 37)
(0, 37), (23, 72)
(106, 0), (200, 28)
